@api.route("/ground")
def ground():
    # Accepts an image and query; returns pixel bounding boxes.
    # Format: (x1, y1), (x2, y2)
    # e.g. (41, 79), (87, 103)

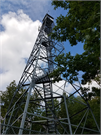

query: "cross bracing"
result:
(1, 14), (100, 134)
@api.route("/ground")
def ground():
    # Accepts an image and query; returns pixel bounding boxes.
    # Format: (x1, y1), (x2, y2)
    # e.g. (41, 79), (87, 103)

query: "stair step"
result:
(47, 119), (54, 121)
(46, 101), (52, 103)
(46, 103), (52, 105)
(46, 103), (52, 106)
(44, 91), (51, 93)
(46, 113), (52, 115)
(46, 108), (52, 111)
(48, 124), (55, 126)
(48, 126), (55, 129)
(46, 106), (52, 108)
(46, 104), (53, 106)
(45, 100), (52, 103)
(48, 130), (55, 132)
(45, 92), (51, 94)
(45, 98), (52, 100)
(46, 109), (52, 112)
(45, 95), (51, 97)
(46, 104), (52, 106)
(44, 88), (51, 90)
(46, 110), (52, 113)
(47, 114), (53, 117)
(47, 121), (55, 124)
(44, 84), (50, 87)
(46, 112), (52, 114)
(44, 85), (50, 87)
(48, 123), (55, 126)
(46, 102), (52, 104)
(45, 94), (51, 96)
(46, 106), (52, 109)
(47, 116), (53, 118)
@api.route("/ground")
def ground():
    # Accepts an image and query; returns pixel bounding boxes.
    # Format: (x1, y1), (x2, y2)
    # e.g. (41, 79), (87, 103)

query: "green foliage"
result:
(1, 81), (25, 133)
(1, 81), (43, 133)
(51, 1), (100, 84)
(1, 80), (19, 118)
(50, 52), (78, 84)
(57, 93), (100, 134)
(89, 91), (100, 128)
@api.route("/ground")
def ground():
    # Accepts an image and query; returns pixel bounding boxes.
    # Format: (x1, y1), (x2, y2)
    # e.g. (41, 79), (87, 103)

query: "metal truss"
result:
(1, 14), (100, 134)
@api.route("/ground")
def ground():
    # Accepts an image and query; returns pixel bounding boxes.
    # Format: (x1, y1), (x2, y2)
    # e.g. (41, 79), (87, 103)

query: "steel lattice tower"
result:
(1, 14), (100, 134)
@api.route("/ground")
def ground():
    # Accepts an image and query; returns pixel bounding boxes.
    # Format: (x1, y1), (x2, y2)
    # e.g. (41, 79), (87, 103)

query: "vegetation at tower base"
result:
(1, 81), (21, 118)
(1, 81), (100, 134)
(1, 81), (44, 133)
(50, 1), (100, 88)
(56, 91), (100, 134)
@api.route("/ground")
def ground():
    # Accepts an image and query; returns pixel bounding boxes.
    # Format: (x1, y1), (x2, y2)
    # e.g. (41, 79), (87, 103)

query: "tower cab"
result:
(42, 14), (54, 35)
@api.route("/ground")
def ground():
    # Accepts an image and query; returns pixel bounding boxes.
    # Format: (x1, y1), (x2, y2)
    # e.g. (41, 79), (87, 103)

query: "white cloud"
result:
(52, 79), (100, 97)
(52, 80), (76, 96)
(0, 10), (41, 91)
(81, 80), (100, 92)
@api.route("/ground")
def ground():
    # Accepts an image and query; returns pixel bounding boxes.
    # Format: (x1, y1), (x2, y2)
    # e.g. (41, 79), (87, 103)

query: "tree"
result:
(1, 81), (43, 133)
(51, 1), (100, 85)
(1, 81), (19, 118)
(58, 92), (100, 134)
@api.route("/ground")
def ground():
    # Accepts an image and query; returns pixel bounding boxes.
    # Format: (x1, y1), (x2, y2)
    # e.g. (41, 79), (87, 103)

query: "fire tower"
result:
(1, 14), (100, 134)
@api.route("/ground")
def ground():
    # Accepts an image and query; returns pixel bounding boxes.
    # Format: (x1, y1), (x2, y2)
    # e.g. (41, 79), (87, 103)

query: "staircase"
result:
(43, 82), (56, 133)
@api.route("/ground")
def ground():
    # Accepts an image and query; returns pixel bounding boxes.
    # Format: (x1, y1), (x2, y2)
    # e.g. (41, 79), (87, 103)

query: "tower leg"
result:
(64, 94), (72, 134)
(18, 46), (40, 135)
(18, 86), (34, 135)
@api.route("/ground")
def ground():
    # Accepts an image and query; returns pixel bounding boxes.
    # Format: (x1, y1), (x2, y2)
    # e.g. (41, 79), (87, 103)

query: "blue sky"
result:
(0, 0), (98, 92)
(0, 0), (84, 55)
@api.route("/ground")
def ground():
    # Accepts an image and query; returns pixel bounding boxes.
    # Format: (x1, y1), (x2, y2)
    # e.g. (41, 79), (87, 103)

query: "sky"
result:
(0, 0), (99, 94)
